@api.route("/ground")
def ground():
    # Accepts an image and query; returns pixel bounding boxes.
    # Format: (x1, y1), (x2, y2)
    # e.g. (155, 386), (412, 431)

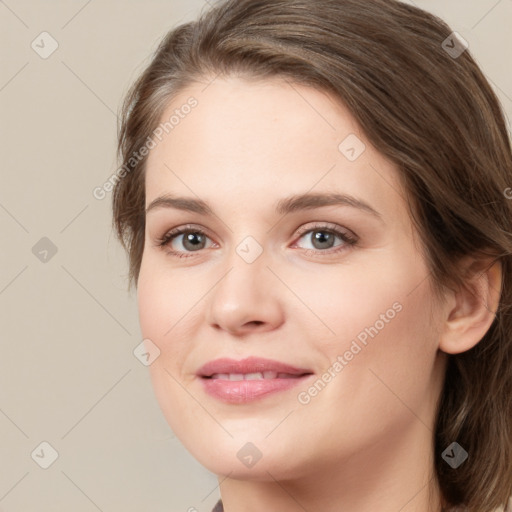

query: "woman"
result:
(112, 0), (512, 510)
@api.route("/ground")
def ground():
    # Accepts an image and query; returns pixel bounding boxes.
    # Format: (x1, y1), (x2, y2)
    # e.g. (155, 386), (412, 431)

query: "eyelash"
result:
(155, 222), (358, 259)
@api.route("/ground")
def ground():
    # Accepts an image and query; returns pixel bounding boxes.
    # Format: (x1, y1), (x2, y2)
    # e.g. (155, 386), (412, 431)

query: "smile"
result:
(197, 357), (314, 404)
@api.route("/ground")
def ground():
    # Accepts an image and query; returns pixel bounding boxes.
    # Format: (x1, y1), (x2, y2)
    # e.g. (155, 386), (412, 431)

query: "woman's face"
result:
(138, 76), (446, 480)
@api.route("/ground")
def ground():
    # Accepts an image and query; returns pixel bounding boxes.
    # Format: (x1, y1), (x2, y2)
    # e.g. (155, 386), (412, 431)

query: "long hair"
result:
(112, 1), (512, 509)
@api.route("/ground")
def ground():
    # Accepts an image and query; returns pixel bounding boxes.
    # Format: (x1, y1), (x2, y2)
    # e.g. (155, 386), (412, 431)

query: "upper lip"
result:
(197, 356), (312, 377)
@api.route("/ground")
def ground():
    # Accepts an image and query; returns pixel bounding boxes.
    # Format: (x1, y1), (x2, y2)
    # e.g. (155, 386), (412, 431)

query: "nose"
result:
(205, 250), (285, 336)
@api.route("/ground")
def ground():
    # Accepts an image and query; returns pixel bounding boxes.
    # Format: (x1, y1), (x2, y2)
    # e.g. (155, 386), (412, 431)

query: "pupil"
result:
(313, 231), (334, 249)
(184, 232), (204, 250)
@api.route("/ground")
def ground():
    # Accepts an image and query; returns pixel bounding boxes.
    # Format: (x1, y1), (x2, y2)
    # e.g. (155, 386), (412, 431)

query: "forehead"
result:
(144, 76), (407, 224)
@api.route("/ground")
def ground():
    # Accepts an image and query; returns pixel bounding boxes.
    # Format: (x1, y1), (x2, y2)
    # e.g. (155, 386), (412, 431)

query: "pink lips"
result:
(197, 356), (313, 404)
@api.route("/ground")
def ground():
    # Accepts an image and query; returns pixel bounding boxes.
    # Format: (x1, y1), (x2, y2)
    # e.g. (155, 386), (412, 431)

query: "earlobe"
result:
(438, 257), (502, 355)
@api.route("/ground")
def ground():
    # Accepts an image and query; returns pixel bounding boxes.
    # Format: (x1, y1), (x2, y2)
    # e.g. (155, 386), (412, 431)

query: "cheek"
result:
(137, 261), (165, 344)
(284, 247), (433, 355)
(306, 245), (439, 404)
(137, 260), (203, 439)
(137, 253), (209, 389)
(136, 252), (194, 350)
(304, 259), (440, 437)
(137, 256), (183, 386)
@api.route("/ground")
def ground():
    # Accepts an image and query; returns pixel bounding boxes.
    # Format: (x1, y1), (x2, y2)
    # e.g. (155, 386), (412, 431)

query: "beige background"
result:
(1, 1), (511, 510)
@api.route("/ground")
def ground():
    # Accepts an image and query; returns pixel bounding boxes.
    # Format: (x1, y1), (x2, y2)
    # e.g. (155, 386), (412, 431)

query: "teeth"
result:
(245, 372), (264, 380)
(210, 371), (290, 380)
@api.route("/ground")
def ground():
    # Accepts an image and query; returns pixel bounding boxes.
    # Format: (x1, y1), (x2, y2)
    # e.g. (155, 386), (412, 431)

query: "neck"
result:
(218, 420), (444, 512)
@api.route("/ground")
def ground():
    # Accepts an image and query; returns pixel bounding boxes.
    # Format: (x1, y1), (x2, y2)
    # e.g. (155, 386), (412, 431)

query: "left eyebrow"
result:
(145, 192), (383, 222)
(275, 192), (383, 221)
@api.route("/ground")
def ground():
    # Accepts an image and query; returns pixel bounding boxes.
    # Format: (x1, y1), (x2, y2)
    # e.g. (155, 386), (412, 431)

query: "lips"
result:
(197, 356), (313, 404)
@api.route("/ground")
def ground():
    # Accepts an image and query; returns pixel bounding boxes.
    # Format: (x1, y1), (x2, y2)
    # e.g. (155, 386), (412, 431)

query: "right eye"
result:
(156, 225), (216, 258)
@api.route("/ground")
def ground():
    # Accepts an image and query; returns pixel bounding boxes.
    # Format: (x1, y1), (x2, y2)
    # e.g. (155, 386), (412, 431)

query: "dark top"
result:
(212, 499), (223, 512)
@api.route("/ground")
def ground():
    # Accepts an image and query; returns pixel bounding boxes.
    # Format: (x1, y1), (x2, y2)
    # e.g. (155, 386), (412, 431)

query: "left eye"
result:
(294, 227), (355, 252)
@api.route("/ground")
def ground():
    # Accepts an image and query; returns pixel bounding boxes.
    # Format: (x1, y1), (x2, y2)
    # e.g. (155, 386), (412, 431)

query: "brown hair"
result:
(112, 0), (512, 509)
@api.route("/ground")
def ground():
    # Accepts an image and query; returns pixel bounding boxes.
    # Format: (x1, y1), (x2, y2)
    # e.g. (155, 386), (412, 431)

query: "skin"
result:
(137, 76), (502, 512)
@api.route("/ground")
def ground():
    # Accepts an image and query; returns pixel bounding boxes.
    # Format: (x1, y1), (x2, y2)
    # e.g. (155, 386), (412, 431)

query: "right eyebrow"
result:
(146, 195), (212, 216)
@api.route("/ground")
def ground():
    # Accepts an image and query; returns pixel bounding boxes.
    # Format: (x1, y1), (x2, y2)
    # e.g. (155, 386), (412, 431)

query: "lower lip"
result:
(200, 375), (312, 404)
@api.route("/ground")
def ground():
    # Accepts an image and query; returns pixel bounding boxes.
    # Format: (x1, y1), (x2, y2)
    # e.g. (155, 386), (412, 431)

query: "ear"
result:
(438, 256), (502, 355)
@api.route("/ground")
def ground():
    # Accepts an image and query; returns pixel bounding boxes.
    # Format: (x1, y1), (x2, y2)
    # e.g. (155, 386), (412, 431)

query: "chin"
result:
(183, 434), (307, 482)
